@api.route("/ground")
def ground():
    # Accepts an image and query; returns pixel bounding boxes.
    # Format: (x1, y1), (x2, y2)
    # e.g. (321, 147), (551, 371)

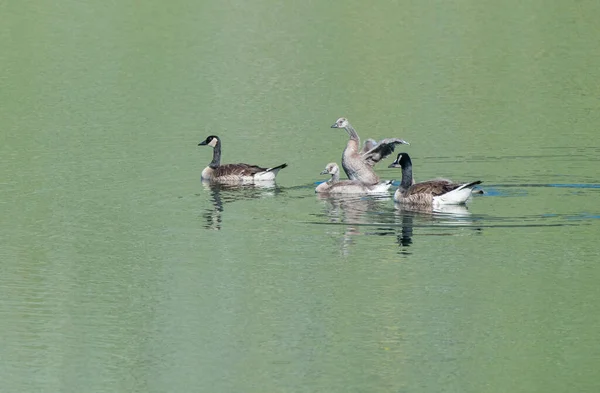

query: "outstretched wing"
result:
(362, 138), (409, 167)
(360, 139), (378, 155)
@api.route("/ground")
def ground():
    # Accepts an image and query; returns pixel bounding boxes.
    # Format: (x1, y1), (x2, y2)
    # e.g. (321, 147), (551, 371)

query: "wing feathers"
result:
(405, 180), (458, 197)
(362, 138), (409, 167)
(213, 163), (287, 178)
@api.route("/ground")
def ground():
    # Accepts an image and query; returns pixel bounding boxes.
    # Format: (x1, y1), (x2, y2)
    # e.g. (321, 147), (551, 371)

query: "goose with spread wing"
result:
(331, 117), (409, 185)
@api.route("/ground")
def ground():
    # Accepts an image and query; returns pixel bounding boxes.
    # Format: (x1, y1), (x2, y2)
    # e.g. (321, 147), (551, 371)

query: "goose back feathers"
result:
(198, 135), (287, 182)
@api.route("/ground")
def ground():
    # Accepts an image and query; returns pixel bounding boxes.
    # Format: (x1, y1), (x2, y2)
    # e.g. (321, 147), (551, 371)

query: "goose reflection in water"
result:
(317, 193), (391, 255)
(394, 203), (481, 253)
(316, 192), (478, 252)
(396, 203), (473, 217)
(201, 180), (280, 230)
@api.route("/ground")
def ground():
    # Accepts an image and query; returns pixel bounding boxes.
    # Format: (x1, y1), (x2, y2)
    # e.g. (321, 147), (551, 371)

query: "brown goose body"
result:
(388, 153), (482, 206)
(331, 118), (409, 185)
(198, 135), (287, 182)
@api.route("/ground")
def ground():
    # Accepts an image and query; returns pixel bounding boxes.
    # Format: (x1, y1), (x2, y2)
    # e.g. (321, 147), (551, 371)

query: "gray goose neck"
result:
(329, 171), (340, 184)
(344, 124), (360, 142)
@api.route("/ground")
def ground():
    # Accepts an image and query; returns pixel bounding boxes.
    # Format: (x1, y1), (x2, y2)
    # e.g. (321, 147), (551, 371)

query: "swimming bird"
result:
(198, 135), (287, 182)
(331, 117), (409, 185)
(315, 162), (393, 194)
(388, 153), (482, 205)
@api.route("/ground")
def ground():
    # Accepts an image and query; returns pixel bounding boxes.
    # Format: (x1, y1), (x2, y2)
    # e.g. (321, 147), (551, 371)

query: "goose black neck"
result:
(209, 142), (221, 169)
(344, 124), (360, 141)
(400, 156), (413, 190)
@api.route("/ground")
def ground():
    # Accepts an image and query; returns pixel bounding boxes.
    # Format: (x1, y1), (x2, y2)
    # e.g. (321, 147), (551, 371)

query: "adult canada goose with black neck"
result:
(198, 135), (287, 182)
(388, 153), (482, 206)
(330, 117), (409, 185)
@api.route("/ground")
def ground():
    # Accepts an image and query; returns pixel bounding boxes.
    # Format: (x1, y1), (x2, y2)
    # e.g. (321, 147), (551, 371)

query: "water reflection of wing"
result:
(317, 193), (391, 256)
(317, 193), (390, 224)
(202, 180), (279, 230)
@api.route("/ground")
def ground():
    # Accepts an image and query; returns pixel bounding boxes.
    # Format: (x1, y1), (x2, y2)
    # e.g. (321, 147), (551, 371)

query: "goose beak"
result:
(388, 162), (400, 168)
(198, 141), (207, 146)
(330, 123), (339, 128)
(399, 140), (410, 145)
(320, 169), (329, 175)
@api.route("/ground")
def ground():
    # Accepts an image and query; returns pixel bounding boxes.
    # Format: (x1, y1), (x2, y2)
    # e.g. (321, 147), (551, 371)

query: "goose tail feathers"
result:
(266, 163), (288, 173)
(253, 163), (288, 181)
(434, 180), (483, 205)
(456, 180), (482, 191)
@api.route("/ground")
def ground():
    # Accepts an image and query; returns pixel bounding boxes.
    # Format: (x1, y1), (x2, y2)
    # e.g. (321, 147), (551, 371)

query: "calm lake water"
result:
(2, 1), (600, 392)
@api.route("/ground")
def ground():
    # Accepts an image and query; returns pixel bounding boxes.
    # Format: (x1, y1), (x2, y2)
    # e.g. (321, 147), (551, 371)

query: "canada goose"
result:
(315, 162), (393, 194)
(388, 153), (482, 206)
(198, 135), (287, 182)
(331, 117), (409, 185)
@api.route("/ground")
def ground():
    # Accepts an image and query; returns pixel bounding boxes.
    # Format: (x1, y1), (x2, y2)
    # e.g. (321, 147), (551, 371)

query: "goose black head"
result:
(388, 153), (412, 168)
(198, 135), (220, 147)
(331, 117), (349, 129)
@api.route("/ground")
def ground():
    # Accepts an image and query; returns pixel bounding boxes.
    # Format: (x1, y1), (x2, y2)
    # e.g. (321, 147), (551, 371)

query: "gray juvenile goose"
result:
(331, 117), (409, 185)
(388, 153), (482, 206)
(198, 135), (287, 182)
(315, 163), (393, 194)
